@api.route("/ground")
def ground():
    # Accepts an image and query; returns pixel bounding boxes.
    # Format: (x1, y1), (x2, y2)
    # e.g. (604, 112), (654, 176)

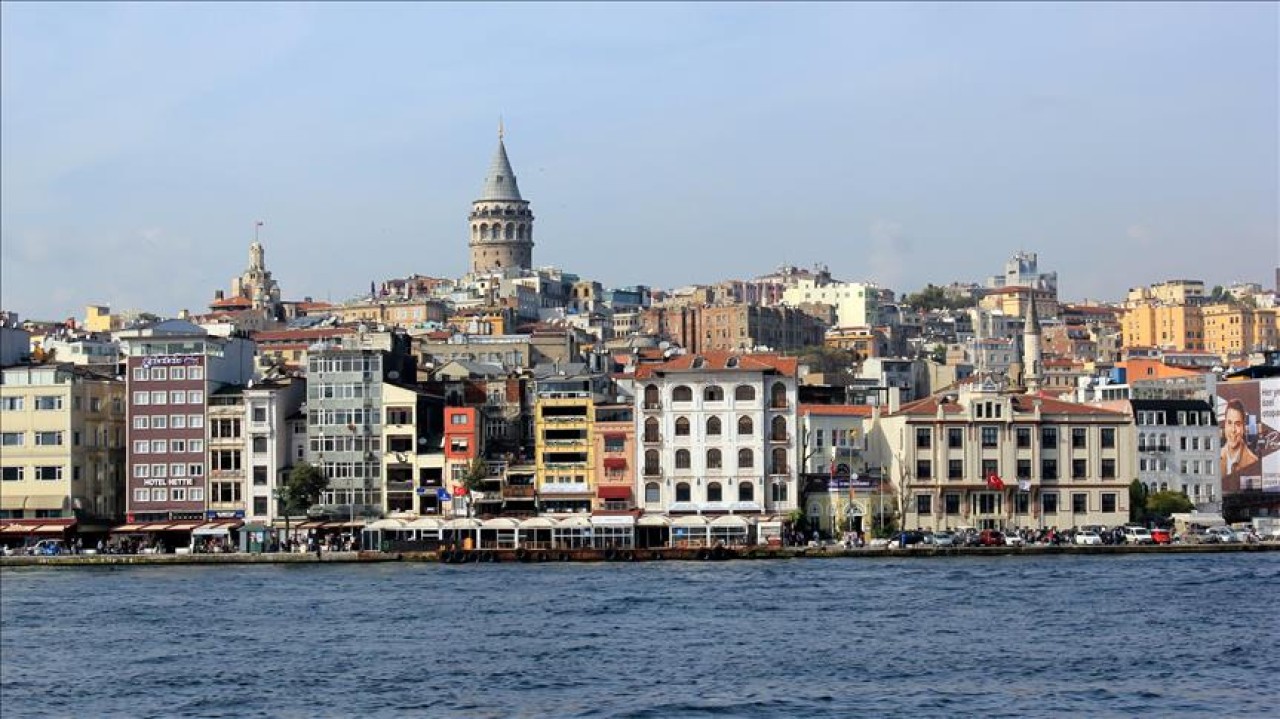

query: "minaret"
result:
(1023, 291), (1043, 393)
(468, 122), (535, 275)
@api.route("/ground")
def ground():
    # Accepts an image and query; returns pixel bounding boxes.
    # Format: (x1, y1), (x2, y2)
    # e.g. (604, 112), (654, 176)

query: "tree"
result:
(797, 345), (857, 374)
(1145, 491), (1193, 520)
(461, 457), (488, 494)
(284, 462), (328, 515)
(1128, 479), (1149, 524)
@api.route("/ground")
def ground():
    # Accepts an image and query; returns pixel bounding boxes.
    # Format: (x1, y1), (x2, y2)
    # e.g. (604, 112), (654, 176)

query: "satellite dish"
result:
(418, 437), (428, 445)
(388, 370), (400, 380)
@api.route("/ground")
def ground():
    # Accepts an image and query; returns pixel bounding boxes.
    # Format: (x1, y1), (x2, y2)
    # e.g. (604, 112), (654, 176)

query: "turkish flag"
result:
(986, 472), (1005, 490)
(453, 485), (469, 496)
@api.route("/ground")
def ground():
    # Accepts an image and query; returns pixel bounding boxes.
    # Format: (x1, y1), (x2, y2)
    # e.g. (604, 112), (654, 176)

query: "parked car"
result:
(1002, 531), (1025, 547)
(1206, 526), (1239, 543)
(1149, 528), (1172, 545)
(1122, 527), (1155, 545)
(933, 531), (956, 547)
(978, 529), (1006, 547)
(25, 539), (65, 556)
(1074, 530), (1103, 546)
(888, 531), (931, 549)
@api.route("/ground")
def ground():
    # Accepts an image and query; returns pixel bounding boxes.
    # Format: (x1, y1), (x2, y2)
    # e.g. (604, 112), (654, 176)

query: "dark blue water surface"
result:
(2, 554), (1277, 718)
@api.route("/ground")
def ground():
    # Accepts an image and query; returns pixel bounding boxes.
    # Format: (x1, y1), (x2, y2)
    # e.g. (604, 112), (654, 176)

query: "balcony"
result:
(643, 402), (662, 411)
(769, 434), (790, 443)
(504, 485), (536, 498)
(642, 435), (661, 445)
(643, 466), (662, 477)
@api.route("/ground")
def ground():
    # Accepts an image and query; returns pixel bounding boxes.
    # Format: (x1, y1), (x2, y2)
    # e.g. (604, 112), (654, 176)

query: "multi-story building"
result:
(781, 280), (880, 329)
(1131, 399), (1219, 512)
(207, 386), (247, 521)
(0, 364), (126, 542)
(798, 404), (877, 536)
(1203, 303), (1279, 358)
(870, 379), (1134, 532)
(118, 320), (255, 526)
(382, 383), (445, 515)
(242, 377), (305, 523)
(594, 404), (635, 510)
(1125, 279), (1206, 307)
(640, 304), (826, 354)
(634, 352), (799, 516)
(986, 251), (1058, 295)
(1121, 303), (1205, 352)
(533, 365), (613, 515)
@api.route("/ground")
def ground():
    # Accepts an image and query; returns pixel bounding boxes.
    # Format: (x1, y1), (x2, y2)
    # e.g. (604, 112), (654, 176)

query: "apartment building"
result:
(242, 377), (305, 523)
(533, 365), (613, 515)
(1131, 399), (1219, 513)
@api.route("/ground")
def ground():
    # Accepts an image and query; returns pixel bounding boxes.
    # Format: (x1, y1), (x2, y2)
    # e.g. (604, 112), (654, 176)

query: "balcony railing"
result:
(643, 402), (662, 410)
(504, 485), (536, 498)
(643, 466), (662, 476)
(643, 435), (661, 444)
(770, 434), (790, 443)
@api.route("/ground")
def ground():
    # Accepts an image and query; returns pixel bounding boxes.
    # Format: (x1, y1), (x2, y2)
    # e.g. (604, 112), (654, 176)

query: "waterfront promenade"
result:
(3, 542), (1277, 567)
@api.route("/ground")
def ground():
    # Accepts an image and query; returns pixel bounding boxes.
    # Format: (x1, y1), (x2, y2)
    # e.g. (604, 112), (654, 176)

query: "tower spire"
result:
(498, 115), (504, 141)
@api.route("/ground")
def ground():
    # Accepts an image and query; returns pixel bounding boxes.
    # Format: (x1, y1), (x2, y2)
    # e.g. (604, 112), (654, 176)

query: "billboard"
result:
(1216, 378), (1280, 493)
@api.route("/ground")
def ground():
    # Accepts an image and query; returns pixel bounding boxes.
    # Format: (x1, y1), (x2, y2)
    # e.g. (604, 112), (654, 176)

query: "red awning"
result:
(603, 458), (627, 470)
(0, 519), (77, 534)
(597, 486), (632, 500)
(602, 433), (626, 441)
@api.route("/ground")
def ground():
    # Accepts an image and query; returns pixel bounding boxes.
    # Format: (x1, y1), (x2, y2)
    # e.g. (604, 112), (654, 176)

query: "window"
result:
(1, 467), (22, 481)
(0, 432), (21, 446)
(189, 440), (204, 453)
(151, 440), (167, 453)
(171, 488), (187, 502)
(1014, 493), (1030, 514)
(675, 482), (691, 502)
(981, 426), (998, 448)
(948, 459), (963, 480)
(948, 428), (963, 449)
(253, 497), (268, 515)
(133, 391), (149, 406)
(706, 449), (722, 469)
(252, 436), (268, 453)
(675, 417), (690, 436)
(0, 396), (23, 411)
(133, 440), (150, 454)
(151, 391), (167, 405)
(1072, 459), (1087, 480)
(133, 464), (150, 478)
(940, 493), (959, 515)
(738, 483), (754, 502)
(171, 463), (186, 477)
(133, 416), (150, 430)
(150, 367), (167, 380)
(738, 416), (754, 436)
(703, 386), (724, 402)
(916, 495), (932, 515)
(1072, 493), (1087, 514)
(190, 415), (204, 429)
(252, 406), (268, 423)
(1101, 493), (1117, 513)
(133, 367), (148, 381)
(645, 482), (661, 504)
(1041, 459), (1058, 480)
(188, 366), (204, 381)
(449, 413), (468, 425)
(1101, 459), (1116, 479)
(734, 385), (756, 401)
(35, 466), (62, 481)
(134, 488), (150, 503)
(771, 448), (788, 475)
(152, 488), (168, 502)
(253, 466), (268, 485)
(1071, 427), (1087, 449)
(1101, 428), (1115, 449)
(171, 414), (186, 429)
(771, 416), (787, 441)
(770, 481), (788, 503)
(643, 418), (660, 443)
(190, 487), (204, 501)
(1041, 427), (1057, 449)
(916, 428), (932, 449)
(1041, 492), (1058, 514)
(170, 391), (186, 404)
(916, 459), (932, 479)
(151, 464), (167, 478)
(738, 448), (754, 468)
(152, 416), (167, 429)
(189, 464), (205, 477)
(33, 395), (62, 411)
(976, 493), (1000, 514)
(1017, 459), (1032, 479)
(675, 449), (691, 469)
(706, 416), (722, 436)
(170, 367), (186, 381)
(672, 386), (692, 402)
(707, 482), (723, 502)
(1016, 427), (1031, 449)
(35, 431), (63, 446)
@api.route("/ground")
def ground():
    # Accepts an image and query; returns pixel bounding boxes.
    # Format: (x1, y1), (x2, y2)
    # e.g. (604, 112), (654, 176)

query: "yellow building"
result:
(1125, 280), (1205, 307)
(1201, 303), (1280, 358)
(534, 377), (600, 515)
(0, 364), (126, 542)
(1120, 303), (1204, 352)
(978, 287), (1058, 319)
(84, 305), (121, 333)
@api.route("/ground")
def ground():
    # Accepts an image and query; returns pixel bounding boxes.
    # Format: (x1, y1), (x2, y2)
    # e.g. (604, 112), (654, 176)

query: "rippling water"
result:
(2, 554), (1277, 718)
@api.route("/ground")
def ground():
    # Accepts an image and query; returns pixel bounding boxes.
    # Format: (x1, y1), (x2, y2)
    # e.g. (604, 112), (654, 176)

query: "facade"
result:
(211, 241), (283, 319)
(242, 378), (305, 524)
(781, 280), (880, 329)
(382, 383), (445, 515)
(118, 321), (255, 523)
(640, 304), (826, 354)
(870, 380), (1134, 532)
(1131, 400), (1219, 513)
(1121, 303), (1206, 353)
(594, 404), (636, 510)
(306, 348), (389, 518)
(986, 251), (1058, 295)
(207, 387), (248, 522)
(0, 364), (126, 537)
(1203, 303), (1279, 359)
(634, 352), (799, 516)
(798, 404), (877, 537)
(533, 367), (612, 515)
(469, 130), (535, 274)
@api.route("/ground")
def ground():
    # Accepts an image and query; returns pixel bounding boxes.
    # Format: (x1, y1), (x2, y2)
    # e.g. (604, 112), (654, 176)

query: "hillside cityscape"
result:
(1, 132), (1278, 554)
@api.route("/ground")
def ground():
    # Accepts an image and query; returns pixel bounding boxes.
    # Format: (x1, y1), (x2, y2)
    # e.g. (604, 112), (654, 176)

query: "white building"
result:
(781, 279), (880, 328)
(634, 352), (799, 517)
(1131, 399), (1220, 513)
(243, 377), (305, 524)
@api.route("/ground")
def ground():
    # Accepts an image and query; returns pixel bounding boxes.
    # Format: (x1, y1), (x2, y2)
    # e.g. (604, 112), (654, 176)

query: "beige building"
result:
(1125, 279), (1205, 307)
(869, 378), (1134, 532)
(0, 364), (126, 538)
(1202, 303), (1279, 358)
(1120, 303), (1205, 353)
(781, 279), (880, 329)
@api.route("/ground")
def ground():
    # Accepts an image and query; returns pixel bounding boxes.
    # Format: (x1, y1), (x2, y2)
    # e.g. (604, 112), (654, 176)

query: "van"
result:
(1122, 527), (1154, 545)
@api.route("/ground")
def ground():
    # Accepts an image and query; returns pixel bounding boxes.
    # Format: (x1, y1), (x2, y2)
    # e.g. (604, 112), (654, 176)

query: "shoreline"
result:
(2, 542), (1278, 567)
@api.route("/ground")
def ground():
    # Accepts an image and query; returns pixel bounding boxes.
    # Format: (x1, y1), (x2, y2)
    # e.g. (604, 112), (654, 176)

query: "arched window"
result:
(771, 481), (788, 502)
(645, 482), (661, 504)
(706, 416), (722, 436)
(738, 416), (754, 435)
(738, 482), (754, 502)
(771, 416), (787, 441)
(704, 385), (724, 402)
(771, 382), (787, 408)
(644, 449), (660, 475)
(471, 225), (479, 240)
(672, 386), (693, 402)
(644, 384), (660, 409)
(676, 449), (691, 469)
(675, 417), (691, 436)
(644, 417), (660, 442)
(738, 448), (754, 468)
(504, 223), (515, 240)
(676, 482), (691, 502)
(735, 385), (756, 401)
(707, 482), (723, 502)
(771, 448), (788, 475)
(480, 223), (490, 240)
(707, 448), (722, 469)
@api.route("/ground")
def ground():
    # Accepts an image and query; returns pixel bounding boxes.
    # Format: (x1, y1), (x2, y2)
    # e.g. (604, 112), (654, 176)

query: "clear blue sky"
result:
(2, 2), (1276, 321)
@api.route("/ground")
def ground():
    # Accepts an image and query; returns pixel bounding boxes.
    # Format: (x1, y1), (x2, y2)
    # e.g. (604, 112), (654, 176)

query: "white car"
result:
(1003, 532), (1025, 547)
(1206, 526), (1239, 543)
(1074, 530), (1103, 546)
(1122, 527), (1154, 545)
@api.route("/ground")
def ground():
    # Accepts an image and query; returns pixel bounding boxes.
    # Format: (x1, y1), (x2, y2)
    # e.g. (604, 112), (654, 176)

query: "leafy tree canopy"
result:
(901, 284), (976, 312)
(1145, 490), (1194, 519)
(283, 461), (328, 513)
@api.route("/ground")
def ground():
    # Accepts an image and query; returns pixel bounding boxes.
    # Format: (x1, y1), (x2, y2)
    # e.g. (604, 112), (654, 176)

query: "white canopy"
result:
(406, 517), (444, 530)
(637, 515), (671, 527)
(672, 515), (709, 528)
(710, 515), (749, 528)
(444, 517), (481, 530)
(558, 515), (592, 528)
(481, 517), (520, 530)
(519, 517), (560, 529)
(365, 518), (407, 531)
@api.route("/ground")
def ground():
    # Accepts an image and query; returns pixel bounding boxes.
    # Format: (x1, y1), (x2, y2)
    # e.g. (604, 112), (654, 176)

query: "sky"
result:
(2, 2), (1277, 321)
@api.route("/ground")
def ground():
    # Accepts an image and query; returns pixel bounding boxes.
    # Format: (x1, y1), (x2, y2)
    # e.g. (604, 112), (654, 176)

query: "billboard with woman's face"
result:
(1216, 379), (1280, 493)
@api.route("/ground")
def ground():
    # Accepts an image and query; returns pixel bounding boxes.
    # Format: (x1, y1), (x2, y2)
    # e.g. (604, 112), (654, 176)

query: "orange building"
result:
(1120, 303), (1204, 352)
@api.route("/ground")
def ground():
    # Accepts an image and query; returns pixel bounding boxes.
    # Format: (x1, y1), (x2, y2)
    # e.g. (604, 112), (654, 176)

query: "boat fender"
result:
(516, 548), (528, 562)
(623, 551), (635, 562)
(605, 549), (617, 562)
(697, 549), (710, 561)
(559, 552), (570, 562)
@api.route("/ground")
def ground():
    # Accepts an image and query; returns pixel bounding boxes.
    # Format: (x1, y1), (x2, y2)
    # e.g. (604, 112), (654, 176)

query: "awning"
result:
(602, 433), (626, 440)
(192, 524), (233, 536)
(481, 518), (520, 530)
(590, 514), (636, 527)
(710, 515), (749, 528)
(443, 518), (481, 530)
(602, 458), (628, 470)
(636, 515), (670, 527)
(165, 522), (203, 532)
(0, 494), (66, 511)
(406, 517), (444, 530)
(365, 519), (407, 530)
(0, 522), (74, 535)
(597, 485), (632, 500)
(519, 517), (560, 529)
(672, 515), (709, 528)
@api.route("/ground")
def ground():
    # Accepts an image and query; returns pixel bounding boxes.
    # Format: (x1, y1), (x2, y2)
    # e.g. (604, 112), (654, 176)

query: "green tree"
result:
(461, 457), (489, 494)
(1145, 490), (1194, 520)
(797, 345), (857, 374)
(1128, 479), (1149, 524)
(284, 461), (328, 514)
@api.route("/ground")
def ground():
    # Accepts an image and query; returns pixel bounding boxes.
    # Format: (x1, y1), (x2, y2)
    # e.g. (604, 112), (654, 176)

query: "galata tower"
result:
(469, 125), (534, 274)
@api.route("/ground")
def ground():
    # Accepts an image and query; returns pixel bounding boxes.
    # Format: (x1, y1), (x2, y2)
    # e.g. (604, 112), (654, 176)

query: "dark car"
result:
(888, 531), (930, 548)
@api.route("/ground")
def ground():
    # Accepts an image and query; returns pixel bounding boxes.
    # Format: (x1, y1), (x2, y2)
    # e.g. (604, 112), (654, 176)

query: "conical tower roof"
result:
(479, 138), (523, 202)
(1025, 290), (1041, 334)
